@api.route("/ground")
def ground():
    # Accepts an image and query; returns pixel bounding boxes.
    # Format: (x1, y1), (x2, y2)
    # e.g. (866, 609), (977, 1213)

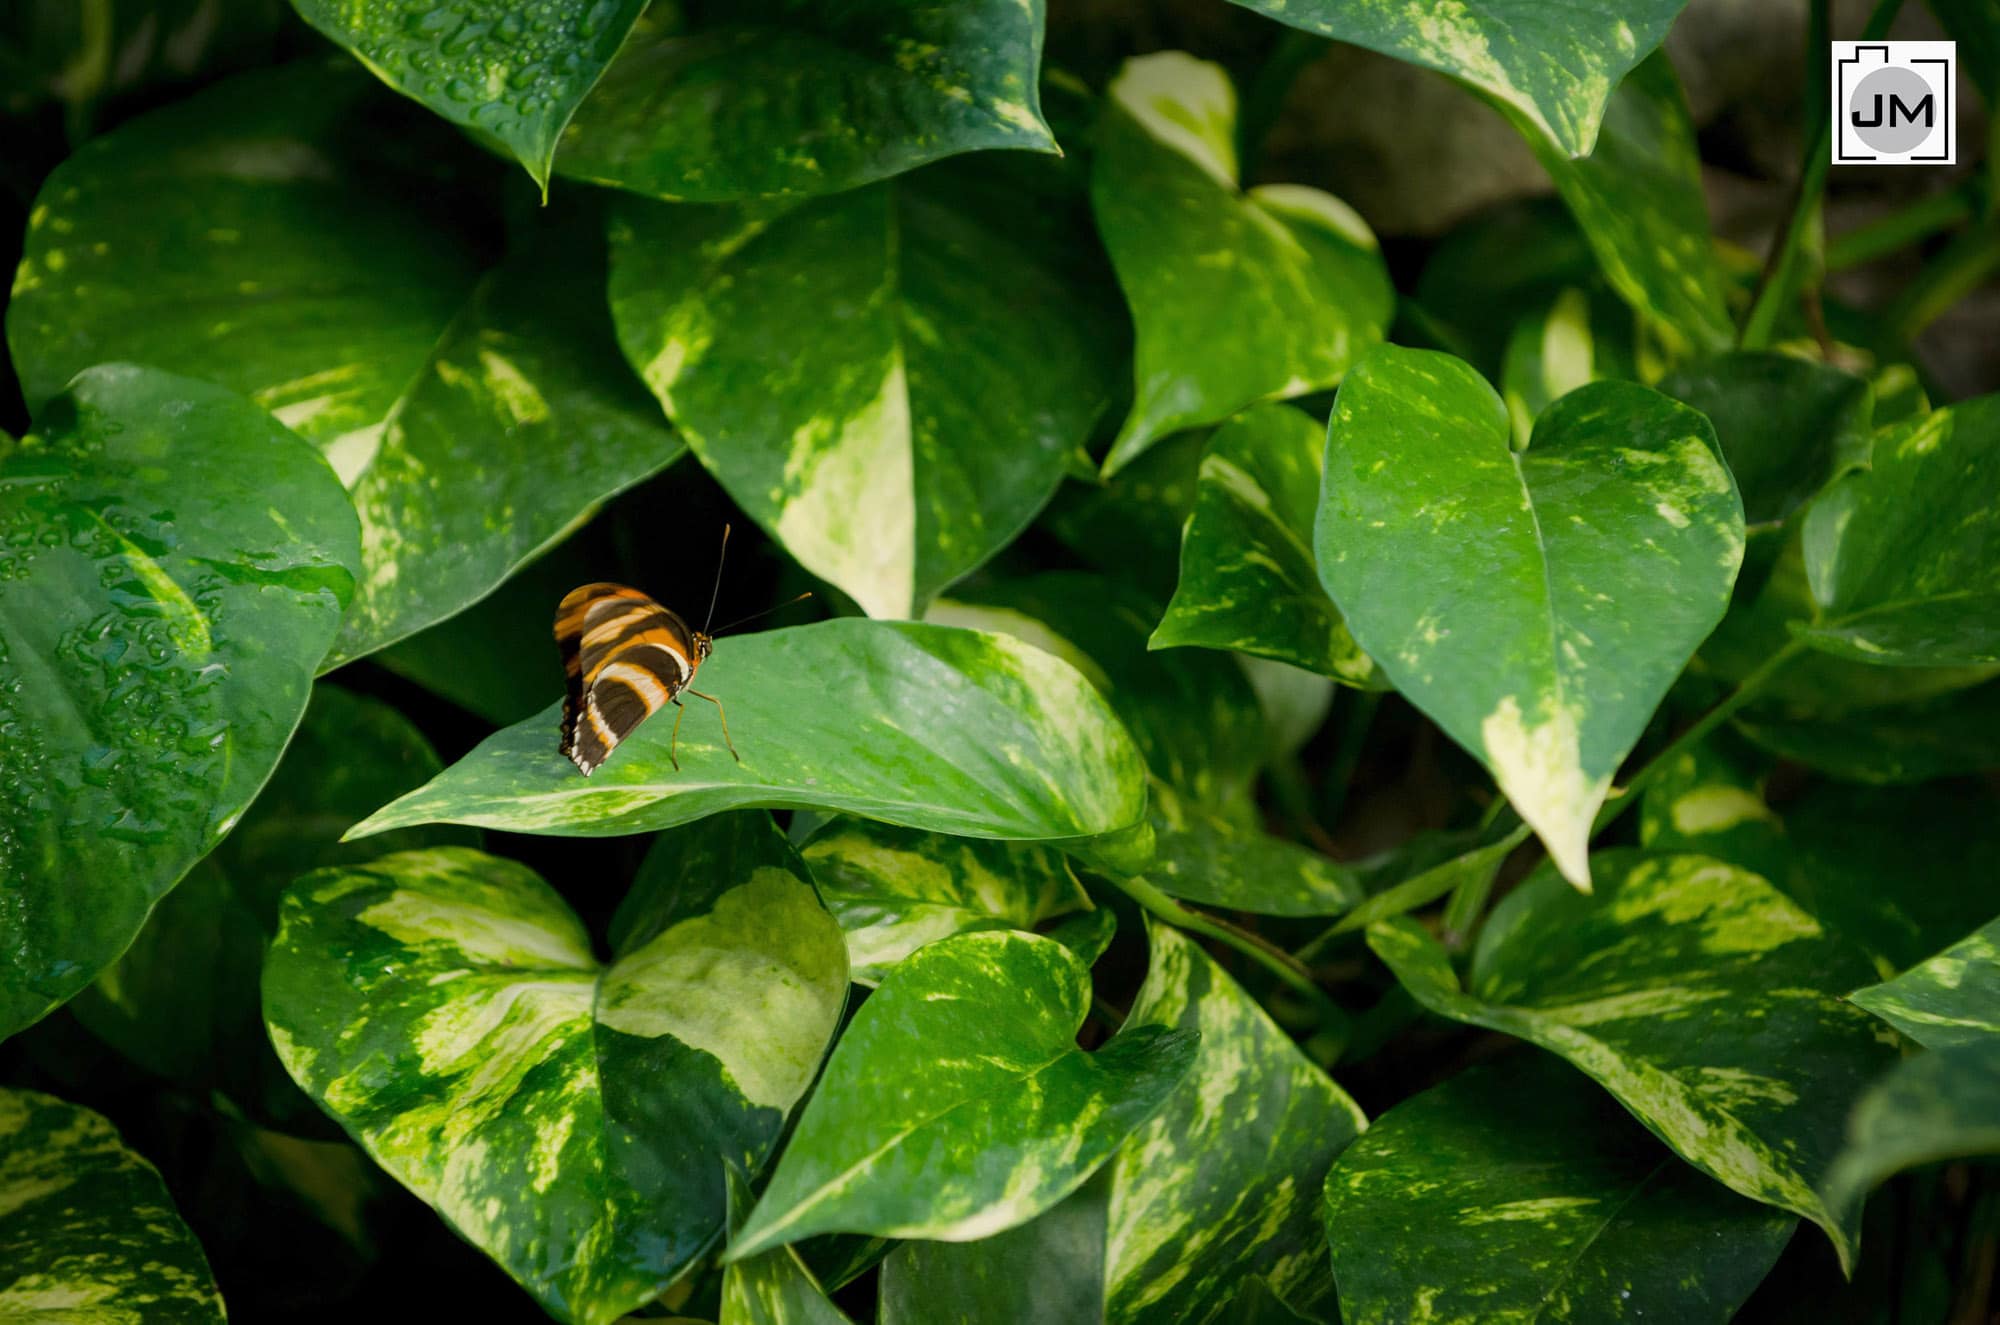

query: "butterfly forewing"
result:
(555, 582), (699, 774)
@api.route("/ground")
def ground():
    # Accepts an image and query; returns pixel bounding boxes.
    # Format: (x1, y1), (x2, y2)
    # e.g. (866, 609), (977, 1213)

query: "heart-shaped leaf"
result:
(1092, 53), (1390, 476)
(347, 619), (1148, 855)
(721, 1166), (857, 1325)
(800, 818), (1093, 987)
(289, 0), (649, 190)
(263, 822), (848, 1324)
(557, 1), (1055, 202)
(608, 159), (1115, 619)
(1220, 0), (1687, 157)
(1316, 346), (1744, 886)
(1154, 404), (1379, 687)
(1851, 919), (2000, 1050)
(728, 929), (1198, 1258)
(1801, 394), (2000, 666)
(0, 364), (358, 1040)
(71, 683), (469, 1128)
(1505, 53), (1732, 355)
(6, 60), (682, 662)
(1324, 1055), (1795, 1324)
(1498, 286), (1637, 443)
(0, 1089), (223, 1320)
(1369, 850), (1896, 1269)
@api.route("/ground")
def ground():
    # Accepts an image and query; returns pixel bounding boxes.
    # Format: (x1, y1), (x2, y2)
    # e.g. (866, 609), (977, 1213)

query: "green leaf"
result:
(1146, 781), (1362, 918)
(721, 1166), (856, 1325)
(5, 60), (682, 662)
(608, 160), (1114, 619)
(1851, 919), (2000, 1051)
(0, 364), (358, 1041)
(1323, 1054), (1795, 1324)
(1512, 53), (1733, 355)
(1316, 345), (1744, 887)
(262, 823), (849, 1324)
(1800, 394), (2000, 665)
(1098, 922), (1364, 1320)
(288, 0), (648, 190)
(1497, 286), (1636, 445)
(1413, 199), (1596, 380)
(799, 818), (1093, 986)
(1636, 740), (1792, 889)
(1219, 0), (1686, 158)
(1368, 850), (1896, 1269)
(1822, 1043), (2000, 1232)
(347, 619), (1148, 851)
(1154, 404), (1379, 687)
(1092, 53), (1391, 476)
(1734, 679), (2000, 785)
(728, 929), (1198, 1258)
(936, 571), (1266, 805)
(872, 920), (1367, 1322)
(1044, 429), (1208, 604)
(1321, 824), (1532, 940)
(71, 683), (469, 1127)
(557, 2), (1055, 201)
(0, 1089), (223, 1320)
(1658, 352), (1873, 531)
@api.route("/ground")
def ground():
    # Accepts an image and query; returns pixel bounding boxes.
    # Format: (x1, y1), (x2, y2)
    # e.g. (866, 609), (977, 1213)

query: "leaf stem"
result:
(1880, 219), (2000, 346)
(1112, 873), (1342, 1022)
(1825, 183), (1979, 271)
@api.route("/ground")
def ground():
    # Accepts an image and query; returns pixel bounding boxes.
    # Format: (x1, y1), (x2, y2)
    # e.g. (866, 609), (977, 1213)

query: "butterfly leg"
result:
(686, 689), (740, 762)
(668, 697), (686, 771)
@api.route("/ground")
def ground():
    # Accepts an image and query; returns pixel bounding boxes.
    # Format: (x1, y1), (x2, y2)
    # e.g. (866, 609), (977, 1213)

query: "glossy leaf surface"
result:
(0, 365), (357, 1040)
(1317, 346), (1743, 886)
(1093, 53), (1390, 475)
(1851, 919), (2000, 1050)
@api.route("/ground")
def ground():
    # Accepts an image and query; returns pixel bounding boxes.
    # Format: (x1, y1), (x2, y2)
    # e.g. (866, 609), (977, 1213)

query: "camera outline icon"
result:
(1832, 41), (1957, 165)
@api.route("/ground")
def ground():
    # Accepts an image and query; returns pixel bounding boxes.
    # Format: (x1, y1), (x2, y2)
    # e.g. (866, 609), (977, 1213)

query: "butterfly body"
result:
(556, 582), (721, 775)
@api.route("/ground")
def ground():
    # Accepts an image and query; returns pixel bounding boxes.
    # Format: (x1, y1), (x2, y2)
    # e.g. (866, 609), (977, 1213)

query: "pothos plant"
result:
(0, 0), (1997, 1321)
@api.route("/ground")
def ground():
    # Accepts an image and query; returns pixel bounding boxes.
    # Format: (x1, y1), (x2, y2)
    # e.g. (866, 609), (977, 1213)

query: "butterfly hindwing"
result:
(555, 583), (698, 774)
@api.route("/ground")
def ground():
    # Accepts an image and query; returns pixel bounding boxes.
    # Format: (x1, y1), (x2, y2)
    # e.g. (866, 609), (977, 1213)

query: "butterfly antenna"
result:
(702, 524), (731, 635)
(711, 592), (813, 636)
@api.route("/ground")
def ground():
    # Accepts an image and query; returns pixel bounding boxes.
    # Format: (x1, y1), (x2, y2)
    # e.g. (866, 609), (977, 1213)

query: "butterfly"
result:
(555, 526), (806, 775)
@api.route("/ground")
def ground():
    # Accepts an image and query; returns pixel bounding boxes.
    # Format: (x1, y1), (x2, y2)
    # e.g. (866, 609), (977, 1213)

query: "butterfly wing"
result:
(554, 583), (699, 775)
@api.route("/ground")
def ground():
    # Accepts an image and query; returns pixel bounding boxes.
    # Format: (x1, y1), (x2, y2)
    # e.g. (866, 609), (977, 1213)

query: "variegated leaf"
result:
(1636, 740), (1791, 890)
(873, 921), (1365, 1323)
(1324, 1054), (1795, 1324)
(1221, 0), (1685, 158)
(1734, 679), (2000, 785)
(1093, 53), (1391, 476)
(347, 619), (1149, 859)
(1822, 1043), (2000, 1232)
(1497, 286), (1635, 444)
(1801, 393), (2000, 666)
(1316, 346), (1744, 887)
(728, 930), (1198, 1258)
(5, 59), (683, 663)
(799, 818), (1093, 986)
(1851, 919), (2000, 1050)
(1368, 850), (1896, 1269)
(0, 1089), (223, 1321)
(71, 683), (470, 1129)
(1146, 781), (1362, 918)
(557, 1), (1054, 202)
(1154, 404), (1380, 687)
(607, 158), (1115, 620)
(263, 820), (848, 1325)
(0, 365), (358, 1041)
(722, 1167), (855, 1325)
(289, 0), (648, 189)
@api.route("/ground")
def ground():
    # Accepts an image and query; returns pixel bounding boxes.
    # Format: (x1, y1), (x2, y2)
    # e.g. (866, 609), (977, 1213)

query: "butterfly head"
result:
(694, 632), (713, 662)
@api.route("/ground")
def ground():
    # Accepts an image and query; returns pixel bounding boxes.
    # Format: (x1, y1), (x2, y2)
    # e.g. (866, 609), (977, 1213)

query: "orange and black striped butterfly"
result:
(555, 527), (806, 776)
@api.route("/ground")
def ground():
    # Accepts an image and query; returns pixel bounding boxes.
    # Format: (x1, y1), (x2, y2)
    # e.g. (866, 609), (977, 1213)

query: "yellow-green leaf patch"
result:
(0, 365), (357, 1040)
(262, 819), (848, 1324)
(800, 818), (1093, 986)
(1316, 346), (1744, 887)
(348, 619), (1147, 850)
(1092, 53), (1391, 476)
(1154, 404), (1380, 687)
(1851, 918), (2000, 1051)
(728, 929), (1198, 1258)
(557, 1), (1055, 202)
(1368, 850), (1897, 1269)
(721, 1166), (856, 1325)
(1324, 1054), (1794, 1324)
(0, 1088), (223, 1321)
(6, 60), (683, 662)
